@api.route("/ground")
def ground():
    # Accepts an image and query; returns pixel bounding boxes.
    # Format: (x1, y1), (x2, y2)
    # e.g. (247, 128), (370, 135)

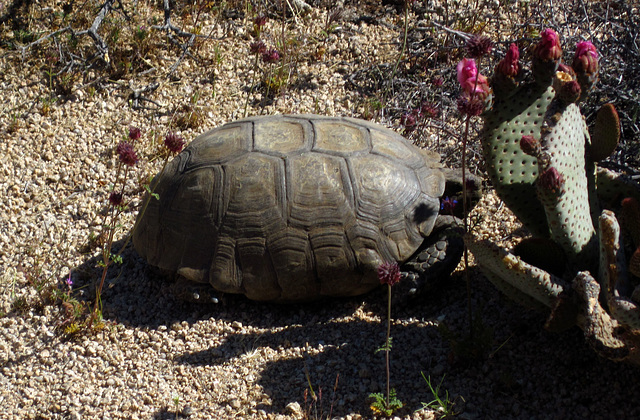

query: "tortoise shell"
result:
(133, 114), (446, 302)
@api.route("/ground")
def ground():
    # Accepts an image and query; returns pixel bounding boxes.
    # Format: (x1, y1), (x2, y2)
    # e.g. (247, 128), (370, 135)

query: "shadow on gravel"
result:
(74, 240), (640, 418)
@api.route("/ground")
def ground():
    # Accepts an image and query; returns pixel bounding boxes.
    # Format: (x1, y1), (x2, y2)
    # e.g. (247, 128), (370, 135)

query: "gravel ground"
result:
(1, 1), (640, 419)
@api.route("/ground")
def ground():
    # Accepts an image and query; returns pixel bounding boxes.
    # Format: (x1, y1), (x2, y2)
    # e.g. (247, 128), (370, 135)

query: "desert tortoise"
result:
(133, 114), (466, 302)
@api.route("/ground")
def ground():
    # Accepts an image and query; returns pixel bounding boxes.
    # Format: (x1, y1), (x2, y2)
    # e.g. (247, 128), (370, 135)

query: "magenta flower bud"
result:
(572, 41), (598, 74)
(534, 28), (562, 61)
(378, 261), (401, 286)
(496, 43), (520, 77)
(520, 135), (541, 156)
(538, 167), (564, 194)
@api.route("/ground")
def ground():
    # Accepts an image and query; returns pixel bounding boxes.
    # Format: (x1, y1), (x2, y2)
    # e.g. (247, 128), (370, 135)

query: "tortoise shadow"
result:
(75, 240), (640, 418)
(73, 238), (385, 329)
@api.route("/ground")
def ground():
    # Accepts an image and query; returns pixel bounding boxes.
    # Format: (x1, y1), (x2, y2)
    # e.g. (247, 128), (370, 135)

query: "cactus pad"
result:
(591, 104), (621, 162)
(480, 83), (554, 237)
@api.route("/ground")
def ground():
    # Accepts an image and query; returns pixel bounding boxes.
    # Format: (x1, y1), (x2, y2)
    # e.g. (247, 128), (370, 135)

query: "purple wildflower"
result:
(116, 142), (138, 166)
(378, 262), (401, 287)
(250, 41), (267, 55)
(262, 49), (281, 64)
(129, 127), (142, 141)
(420, 102), (440, 119)
(456, 92), (485, 116)
(400, 111), (417, 133)
(253, 15), (267, 28)
(465, 35), (493, 59)
(164, 133), (185, 154)
(432, 76), (444, 87)
(109, 192), (124, 207)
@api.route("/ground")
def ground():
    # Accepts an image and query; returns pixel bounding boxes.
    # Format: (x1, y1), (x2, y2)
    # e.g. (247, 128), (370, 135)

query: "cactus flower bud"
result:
(520, 135), (541, 156)
(572, 41), (598, 74)
(538, 167), (564, 194)
(552, 71), (581, 104)
(496, 43), (520, 77)
(535, 29), (562, 61)
(457, 58), (491, 98)
(559, 80), (581, 104)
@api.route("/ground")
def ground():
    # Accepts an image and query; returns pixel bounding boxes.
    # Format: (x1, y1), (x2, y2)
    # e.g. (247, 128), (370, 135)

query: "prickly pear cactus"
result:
(465, 29), (640, 364)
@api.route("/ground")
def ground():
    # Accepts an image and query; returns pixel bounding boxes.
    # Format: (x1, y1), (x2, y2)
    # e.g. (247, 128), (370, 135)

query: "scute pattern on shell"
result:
(133, 115), (445, 302)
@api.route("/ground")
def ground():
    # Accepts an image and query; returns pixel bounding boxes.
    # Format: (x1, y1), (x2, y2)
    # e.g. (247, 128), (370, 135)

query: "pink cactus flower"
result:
(572, 41), (598, 74)
(535, 28), (562, 61)
(497, 43), (520, 77)
(457, 58), (478, 86)
(575, 41), (598, 59)
(457, 58), (490, 98)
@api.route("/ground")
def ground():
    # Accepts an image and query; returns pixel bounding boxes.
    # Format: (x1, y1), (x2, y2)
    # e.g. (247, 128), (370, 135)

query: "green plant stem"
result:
(462, 114), (473, 337)
(90, 160), (125, 325)
(385, 283), (392, 408)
